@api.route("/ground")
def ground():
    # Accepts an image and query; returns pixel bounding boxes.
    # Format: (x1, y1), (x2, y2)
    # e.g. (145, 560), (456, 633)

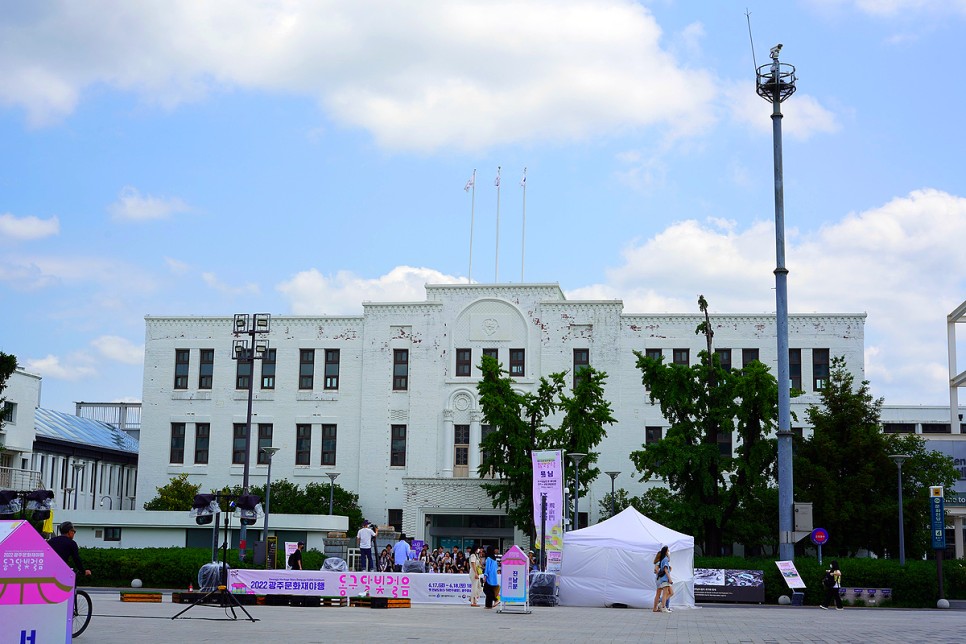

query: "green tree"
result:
(219, 479), (365, 533)
(143, 473), (201, 511)
(630, 296), (779, 555)
(598, 488), (633, 519)
(477, 354), (565, 539)
(0, 352), (17, 446)
(796, 357), (957, 558)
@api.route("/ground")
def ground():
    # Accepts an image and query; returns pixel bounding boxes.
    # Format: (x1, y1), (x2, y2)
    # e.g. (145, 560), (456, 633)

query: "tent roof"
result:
(564, 507), (694, 554)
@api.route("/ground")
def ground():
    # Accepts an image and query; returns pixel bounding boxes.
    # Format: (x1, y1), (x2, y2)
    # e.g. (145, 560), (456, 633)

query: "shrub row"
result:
(694, 556), (966, 608)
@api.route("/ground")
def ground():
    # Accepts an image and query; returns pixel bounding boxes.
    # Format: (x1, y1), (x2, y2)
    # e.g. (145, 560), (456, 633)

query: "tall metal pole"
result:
(568, 453), (586, 530)
(466, 169), (476, 282)
(757, 45), (797, 561)
(890, 455), (909, 566)
(494, 166), (501, 282)
(606, 471), (620, 518)
(327, 472), (340, 515)
(262, 446), (280, 566)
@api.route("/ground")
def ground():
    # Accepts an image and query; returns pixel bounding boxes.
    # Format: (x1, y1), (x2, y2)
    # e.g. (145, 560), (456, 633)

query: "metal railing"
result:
(0, 466), (44, 491)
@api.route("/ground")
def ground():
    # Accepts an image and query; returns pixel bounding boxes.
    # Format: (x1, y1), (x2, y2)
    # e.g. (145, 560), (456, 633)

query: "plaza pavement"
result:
(72, 589), (964, 644)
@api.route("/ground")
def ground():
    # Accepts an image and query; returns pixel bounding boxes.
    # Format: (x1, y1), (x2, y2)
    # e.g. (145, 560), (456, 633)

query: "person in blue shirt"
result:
(483, 545), (500, 609)
(652, 545), (672, 613)
(392, 533), (411, 572)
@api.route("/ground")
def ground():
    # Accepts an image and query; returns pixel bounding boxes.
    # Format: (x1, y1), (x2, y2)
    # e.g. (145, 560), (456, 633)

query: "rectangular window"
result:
(256, 424), (273, 464)
(645, 348), (662, 361)
(324, 349), (340, 390)
(789, 349), (802, 390)
(103, 527), (122, 542)
(482, 348), (499, 363)
(387, 509), (403, 532)
(717, 430), (733, 457)
(390, 424), (407, 466)
(812, 348), (830, 391)
(742, 348), (760, 368)
(509, 348), (525, 377)
(296, 424), (312, 465)
(454, 424), (470, 477)
(573, 349), (590, 388)
(673, 349), (689, 366)
(194, 423), (210, 465)
(645, 426), (662, 444)
(174, 349), (190, 389)
(198, 349), (214, 389)
(393, 349), (409, 391)
(232, 423), (247, 464)
(922, 423), (951, 434)
(170, 423), (185, 464)
(299, 349), (315, 390)
(1, 401), (15, 423)
(236, 353), (251, 390)
(715, 348), (732, 372)
(456, 348), (472, 377)
(883, 423), (915, 434)
(261, 348), (276, 390)
(321, 424), (337, 466)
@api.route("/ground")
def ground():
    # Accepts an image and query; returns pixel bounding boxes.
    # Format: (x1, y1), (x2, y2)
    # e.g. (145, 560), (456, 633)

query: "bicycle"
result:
(72, 587), (92, 638)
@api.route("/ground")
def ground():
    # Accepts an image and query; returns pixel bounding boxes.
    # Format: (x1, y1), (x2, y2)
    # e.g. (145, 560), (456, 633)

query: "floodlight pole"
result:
(261, 446), (280, 565)
(568, 453), (586, 530)
(71, 462), (85, 510)
(757, 45), (797, 562)
(232, 313), (271, 562)
(890, 455), (909, 566)
(605, 471), (621, 518)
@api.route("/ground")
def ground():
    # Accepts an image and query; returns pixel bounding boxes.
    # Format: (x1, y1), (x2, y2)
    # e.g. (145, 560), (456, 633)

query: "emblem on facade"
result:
(482, 318), (500, 336)
(454, 394), (471, 411)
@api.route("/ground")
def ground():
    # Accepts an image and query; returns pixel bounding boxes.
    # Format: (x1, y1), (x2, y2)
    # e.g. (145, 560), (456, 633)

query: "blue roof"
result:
(34, 408), (139, 454)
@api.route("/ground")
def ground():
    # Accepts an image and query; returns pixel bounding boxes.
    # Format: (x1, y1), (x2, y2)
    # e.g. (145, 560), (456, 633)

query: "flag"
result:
(464, 174), (475, 192)
(494, 168), (501, 187)
(520, 168), (527, 187)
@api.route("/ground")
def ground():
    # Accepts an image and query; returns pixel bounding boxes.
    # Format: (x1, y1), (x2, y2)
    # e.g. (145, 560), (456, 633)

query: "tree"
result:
(598, 488), (633, 519)
(143, 473), (201, 511)
(477, 354), (564, 539)
(630, 296), (779, 555)
(795, 356), (957, 557)
(220, 479), (366, 533)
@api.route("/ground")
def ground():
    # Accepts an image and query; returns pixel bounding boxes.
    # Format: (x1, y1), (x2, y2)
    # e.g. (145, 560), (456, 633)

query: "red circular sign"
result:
(811, 528), (829, 545)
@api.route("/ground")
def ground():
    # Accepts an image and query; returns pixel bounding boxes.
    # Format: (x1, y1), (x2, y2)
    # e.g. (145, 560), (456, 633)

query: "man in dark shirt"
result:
(49, 521), (91, 577)
(288, 541), (305, 570)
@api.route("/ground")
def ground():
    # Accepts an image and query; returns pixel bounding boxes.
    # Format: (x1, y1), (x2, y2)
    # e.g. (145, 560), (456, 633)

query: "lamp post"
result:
(261, 446), (280, 561)
(100, 495), (113, 510)
(63, 487), (74, 511)
(71, 462), (86, 510)
(568, 453), (586, 530)
(326, 472), (341, 515)
(605, 471), (621, 518)
(231, 313), (271, 562)
(889, 454), (910, 566)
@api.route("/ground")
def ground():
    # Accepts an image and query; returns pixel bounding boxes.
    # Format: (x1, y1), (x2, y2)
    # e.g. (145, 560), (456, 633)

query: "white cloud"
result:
(569, 189), (966, 404)
(90, 335), (144, 365)
(164, 257), (191, 274)
(724, 81), (840, 141)
(109, 186), (191, 221)
(201, 272), (260, 297)
(25, 353), (96, 381)
(804, 0), (966, 17)
(0, 254), (158, 292)
(0, 213), (59, 240)
(0, 1), (717, 151)
(277, 265), (464, 315)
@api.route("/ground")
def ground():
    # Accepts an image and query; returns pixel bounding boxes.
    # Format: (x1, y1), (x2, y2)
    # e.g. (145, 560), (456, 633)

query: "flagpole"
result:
(520, 167), (527, 283)
(495, 166), (501, 283)
(466, 169), (476, 282)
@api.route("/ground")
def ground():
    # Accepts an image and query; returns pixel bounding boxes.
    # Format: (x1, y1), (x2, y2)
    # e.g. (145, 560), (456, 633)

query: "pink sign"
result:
(0, 520), (74, 641)
(531, 449), (564, 572)
(500, 545), (529, 604)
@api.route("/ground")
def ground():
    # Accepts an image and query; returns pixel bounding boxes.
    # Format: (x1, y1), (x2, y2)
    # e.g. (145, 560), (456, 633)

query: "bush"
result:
(694, 556), (964, 608)
(79, 546), (327, 589)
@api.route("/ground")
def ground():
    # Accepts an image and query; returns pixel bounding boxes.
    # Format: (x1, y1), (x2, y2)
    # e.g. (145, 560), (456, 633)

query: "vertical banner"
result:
(532, 449), (564, 572)
(930, 486), (946, 549)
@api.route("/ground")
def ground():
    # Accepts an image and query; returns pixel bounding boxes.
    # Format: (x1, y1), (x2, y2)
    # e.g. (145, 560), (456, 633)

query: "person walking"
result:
(819, 561), (843, 610)
(483, 545), (500, 609)
(652, 546), (671, 613)
(288, 541), (305, 570)
(469, 546), (482, 607)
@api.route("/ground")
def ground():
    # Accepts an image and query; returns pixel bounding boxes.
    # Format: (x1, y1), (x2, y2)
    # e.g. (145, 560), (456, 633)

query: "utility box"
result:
(794, 503), (813, 532)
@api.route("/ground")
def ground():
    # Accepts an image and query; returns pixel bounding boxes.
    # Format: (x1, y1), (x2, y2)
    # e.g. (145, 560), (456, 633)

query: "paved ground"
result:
(73, 590), (962, 644)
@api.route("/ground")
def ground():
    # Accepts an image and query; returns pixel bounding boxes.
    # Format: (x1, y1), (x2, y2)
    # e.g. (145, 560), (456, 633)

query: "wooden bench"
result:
(121, 590), (163, 603)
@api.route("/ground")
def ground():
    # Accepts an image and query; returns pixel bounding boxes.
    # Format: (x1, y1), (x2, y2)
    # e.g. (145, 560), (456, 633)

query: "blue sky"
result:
(2, 0), (965, 413)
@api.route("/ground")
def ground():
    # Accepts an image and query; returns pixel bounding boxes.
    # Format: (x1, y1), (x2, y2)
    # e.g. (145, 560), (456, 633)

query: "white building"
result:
(138, 283), (867, 552)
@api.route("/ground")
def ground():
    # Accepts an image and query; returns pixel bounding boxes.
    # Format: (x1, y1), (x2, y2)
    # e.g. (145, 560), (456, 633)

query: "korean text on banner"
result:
(531, 449), (564, 572)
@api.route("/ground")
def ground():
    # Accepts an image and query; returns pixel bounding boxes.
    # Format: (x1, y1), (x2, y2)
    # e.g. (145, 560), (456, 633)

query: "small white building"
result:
(138, 283), (867, 552)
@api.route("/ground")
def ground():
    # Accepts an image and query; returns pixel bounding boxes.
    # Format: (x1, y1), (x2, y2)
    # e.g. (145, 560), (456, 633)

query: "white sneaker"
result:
(661, 607), (670, 613)
(819, 605), (827, 610)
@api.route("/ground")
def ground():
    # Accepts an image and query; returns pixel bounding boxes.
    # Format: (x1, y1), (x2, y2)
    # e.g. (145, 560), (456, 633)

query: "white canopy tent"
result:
(558, 507), (695, 609)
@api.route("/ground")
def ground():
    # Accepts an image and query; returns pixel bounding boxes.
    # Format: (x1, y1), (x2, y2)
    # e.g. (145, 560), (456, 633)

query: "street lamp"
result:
(231, 312), (271, 562)
(100, 495), (113, 510)
(71, 462), (86, 510)
(605, 471), (621, 518)
(568, 453), (586, 530)
(889, 454), (910, 566)
(63, 487), (74, 511)
(326, 472), (341, 515)
(261, 446), (280, 564)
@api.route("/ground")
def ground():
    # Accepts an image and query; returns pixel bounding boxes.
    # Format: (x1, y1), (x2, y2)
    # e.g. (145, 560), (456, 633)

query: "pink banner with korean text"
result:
(531, 449), (564, 573)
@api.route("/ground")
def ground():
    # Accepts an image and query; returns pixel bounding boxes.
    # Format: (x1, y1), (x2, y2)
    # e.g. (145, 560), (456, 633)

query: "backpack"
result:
(822, 570), (835, 590)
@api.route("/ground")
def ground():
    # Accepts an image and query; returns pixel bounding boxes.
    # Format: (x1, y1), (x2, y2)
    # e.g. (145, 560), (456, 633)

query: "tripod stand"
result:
(172, 500), (258, 622)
